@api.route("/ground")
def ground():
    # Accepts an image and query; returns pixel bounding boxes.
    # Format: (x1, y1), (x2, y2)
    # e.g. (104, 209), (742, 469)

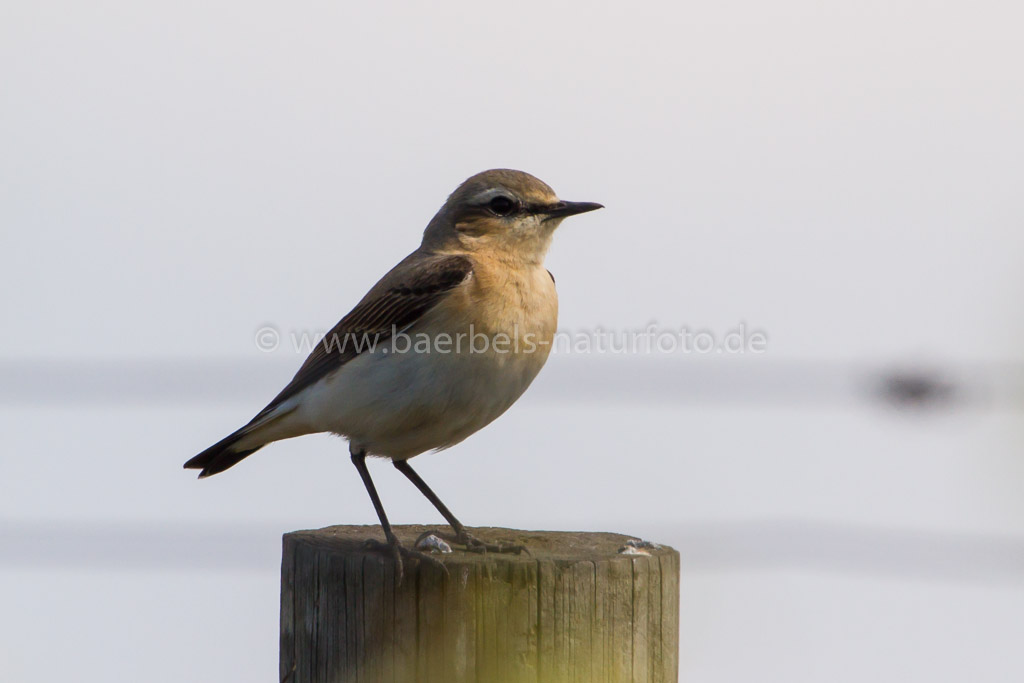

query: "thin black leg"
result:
(350, 447), (444, 581)
(393, 458), (465, 533)
(351, 448), (396, 542)
(393, 458), (526, 555)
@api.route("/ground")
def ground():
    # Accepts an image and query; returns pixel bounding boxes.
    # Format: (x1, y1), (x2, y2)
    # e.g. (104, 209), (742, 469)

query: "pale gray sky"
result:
(3, 1), (1022, 362)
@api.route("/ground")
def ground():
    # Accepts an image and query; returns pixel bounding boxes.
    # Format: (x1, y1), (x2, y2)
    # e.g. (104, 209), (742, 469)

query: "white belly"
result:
(302, 344), (546, 458)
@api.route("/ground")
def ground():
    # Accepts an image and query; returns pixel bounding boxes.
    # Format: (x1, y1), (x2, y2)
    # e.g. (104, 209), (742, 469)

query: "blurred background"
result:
(2, 1), (1023, 680)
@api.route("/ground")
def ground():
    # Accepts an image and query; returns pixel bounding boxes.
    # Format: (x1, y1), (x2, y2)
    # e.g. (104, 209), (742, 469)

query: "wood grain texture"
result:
(280, 525), (679, 683)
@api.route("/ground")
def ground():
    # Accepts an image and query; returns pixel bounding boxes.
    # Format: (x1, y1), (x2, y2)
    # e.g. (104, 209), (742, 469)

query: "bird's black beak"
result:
(542, 201), (604, 220)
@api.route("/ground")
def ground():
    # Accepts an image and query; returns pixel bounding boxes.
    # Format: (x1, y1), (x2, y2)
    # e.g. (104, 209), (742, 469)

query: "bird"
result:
(184, 169), (602, 577)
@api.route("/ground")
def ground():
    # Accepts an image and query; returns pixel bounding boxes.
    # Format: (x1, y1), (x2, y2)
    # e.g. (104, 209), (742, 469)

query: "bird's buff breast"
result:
(300, 266), (558, 459)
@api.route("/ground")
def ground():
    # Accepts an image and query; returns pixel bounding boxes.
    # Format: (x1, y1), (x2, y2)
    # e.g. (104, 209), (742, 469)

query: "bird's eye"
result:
(488, 196), (516, 217)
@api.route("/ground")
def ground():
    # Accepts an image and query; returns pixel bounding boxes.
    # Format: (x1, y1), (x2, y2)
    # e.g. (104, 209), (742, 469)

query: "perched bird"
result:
(185, 169), (602, 576)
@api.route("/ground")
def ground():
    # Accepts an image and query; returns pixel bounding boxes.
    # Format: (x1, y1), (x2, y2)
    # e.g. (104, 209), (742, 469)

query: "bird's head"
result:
(422, 169), (603, 264)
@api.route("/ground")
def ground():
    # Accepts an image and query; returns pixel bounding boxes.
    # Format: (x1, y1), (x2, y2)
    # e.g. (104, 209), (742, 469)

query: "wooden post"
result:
(280, 525), (679, 683)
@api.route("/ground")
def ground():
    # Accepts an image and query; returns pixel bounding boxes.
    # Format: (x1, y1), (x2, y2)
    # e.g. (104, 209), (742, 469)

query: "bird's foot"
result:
(415, 529), (529, 556)
(363, 535), (448, 584)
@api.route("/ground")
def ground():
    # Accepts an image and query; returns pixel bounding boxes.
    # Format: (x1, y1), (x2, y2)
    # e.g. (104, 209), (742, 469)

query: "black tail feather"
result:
(184, 430), (264, 478)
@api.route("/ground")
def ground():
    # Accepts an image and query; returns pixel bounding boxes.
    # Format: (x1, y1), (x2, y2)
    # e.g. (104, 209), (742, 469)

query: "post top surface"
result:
(285, 525), (676, 564)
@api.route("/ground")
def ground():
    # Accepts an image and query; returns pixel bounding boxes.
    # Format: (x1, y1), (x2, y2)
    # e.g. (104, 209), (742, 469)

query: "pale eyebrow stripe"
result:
(468, 187), (513, 205)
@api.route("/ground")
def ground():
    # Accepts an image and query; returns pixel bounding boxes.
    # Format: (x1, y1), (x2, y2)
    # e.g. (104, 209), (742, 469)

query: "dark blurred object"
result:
(878, 369), (957, 408)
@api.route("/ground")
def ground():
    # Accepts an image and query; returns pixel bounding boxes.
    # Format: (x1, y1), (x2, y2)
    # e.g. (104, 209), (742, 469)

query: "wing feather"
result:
(253, 252), (472, 418)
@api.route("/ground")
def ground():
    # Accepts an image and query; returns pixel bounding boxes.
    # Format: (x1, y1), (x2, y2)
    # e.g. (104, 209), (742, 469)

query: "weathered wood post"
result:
(281, 525), (679, 683)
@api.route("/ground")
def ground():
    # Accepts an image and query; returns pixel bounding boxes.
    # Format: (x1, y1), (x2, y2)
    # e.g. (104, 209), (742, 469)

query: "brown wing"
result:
(255, 252), (472, 418)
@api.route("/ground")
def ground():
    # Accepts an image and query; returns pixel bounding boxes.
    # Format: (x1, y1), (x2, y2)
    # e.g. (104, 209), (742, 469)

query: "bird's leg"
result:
(350, 448), (445, 582)
(392, 459), (527, 555)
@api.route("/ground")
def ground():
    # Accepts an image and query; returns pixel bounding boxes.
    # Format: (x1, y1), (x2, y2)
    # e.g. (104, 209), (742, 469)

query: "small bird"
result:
(185, 169), (602, 575)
